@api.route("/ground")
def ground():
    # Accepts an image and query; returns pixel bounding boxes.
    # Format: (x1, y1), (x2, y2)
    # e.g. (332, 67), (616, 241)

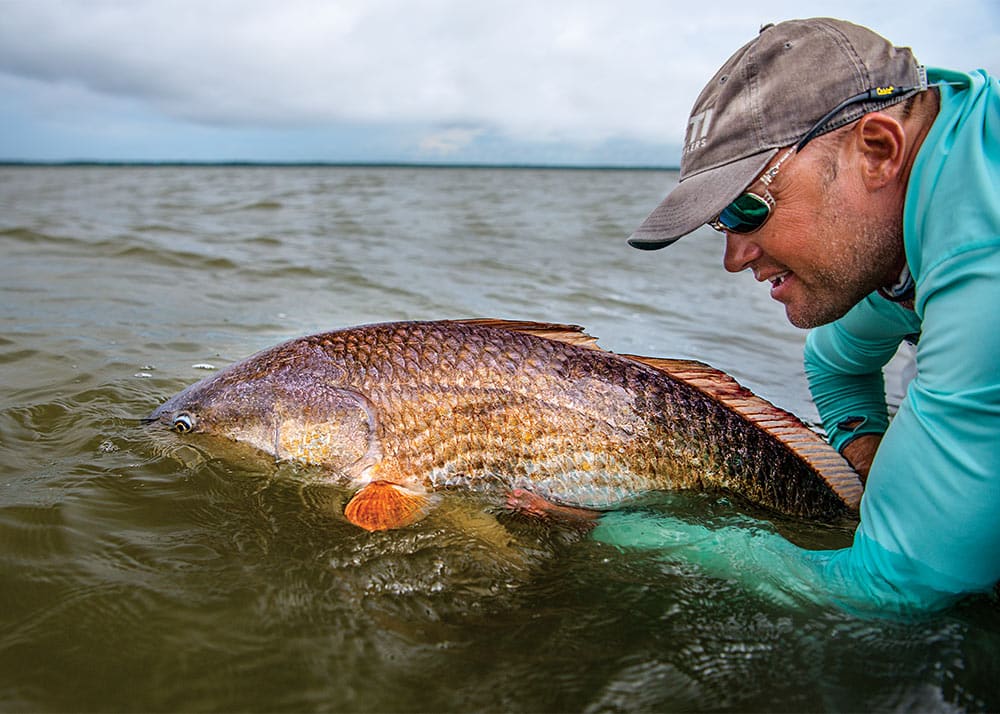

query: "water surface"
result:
(1, 166), (995, 712)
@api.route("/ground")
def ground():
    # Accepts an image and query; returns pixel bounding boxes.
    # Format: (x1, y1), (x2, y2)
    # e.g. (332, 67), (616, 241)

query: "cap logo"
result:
(684, 107), (714, 155)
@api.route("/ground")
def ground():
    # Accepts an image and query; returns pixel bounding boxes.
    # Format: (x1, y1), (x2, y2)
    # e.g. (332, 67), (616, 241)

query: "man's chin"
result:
(783, 300), (854, 329)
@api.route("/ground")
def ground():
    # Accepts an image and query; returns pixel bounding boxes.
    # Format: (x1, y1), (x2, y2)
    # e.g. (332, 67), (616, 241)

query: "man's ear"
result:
(852, 112), (906, 189)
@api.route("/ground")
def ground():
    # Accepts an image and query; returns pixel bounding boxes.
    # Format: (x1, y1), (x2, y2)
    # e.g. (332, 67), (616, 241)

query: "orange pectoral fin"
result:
(344, 481), (434, 531)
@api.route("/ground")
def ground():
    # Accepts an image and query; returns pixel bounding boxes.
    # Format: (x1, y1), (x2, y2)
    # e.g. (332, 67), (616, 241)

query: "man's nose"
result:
(723, 232), (763, 273)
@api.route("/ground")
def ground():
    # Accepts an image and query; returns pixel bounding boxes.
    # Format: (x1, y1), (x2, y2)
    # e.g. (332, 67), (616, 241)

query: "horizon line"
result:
(0, 159), (680, 171)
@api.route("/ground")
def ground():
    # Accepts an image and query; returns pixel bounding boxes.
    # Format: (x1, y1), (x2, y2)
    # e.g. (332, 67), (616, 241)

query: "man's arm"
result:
(840, 433), (881, 483)
(803, 295), (920, 455)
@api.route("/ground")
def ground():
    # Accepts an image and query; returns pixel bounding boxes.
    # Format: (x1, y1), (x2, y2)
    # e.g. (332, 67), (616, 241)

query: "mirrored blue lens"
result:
(717, 193), (772, 233)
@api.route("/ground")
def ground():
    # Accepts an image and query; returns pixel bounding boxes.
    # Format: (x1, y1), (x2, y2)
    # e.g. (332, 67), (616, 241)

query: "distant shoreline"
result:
(0, 160), (679, 172)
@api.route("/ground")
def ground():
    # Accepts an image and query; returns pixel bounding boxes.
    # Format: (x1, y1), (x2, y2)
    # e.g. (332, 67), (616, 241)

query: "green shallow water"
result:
(1, 166), (997, 712)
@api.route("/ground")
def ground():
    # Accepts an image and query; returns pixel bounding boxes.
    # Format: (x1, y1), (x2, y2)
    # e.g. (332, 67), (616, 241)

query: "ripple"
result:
(0, 504), (74, 564)
(240, 200), (283, 211)
(0, 346), (42, 365)
(110, 243), (239, 271)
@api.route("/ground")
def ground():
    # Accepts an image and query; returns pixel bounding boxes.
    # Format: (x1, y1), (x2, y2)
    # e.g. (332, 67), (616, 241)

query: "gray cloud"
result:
(1, 0), (997, 160)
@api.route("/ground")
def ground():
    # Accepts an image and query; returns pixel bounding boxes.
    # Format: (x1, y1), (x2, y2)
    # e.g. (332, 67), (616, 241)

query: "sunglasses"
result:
(710, 83), (924, 234)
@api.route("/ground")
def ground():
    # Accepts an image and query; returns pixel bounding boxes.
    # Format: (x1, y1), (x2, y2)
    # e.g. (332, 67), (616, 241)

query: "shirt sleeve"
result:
(803, 296), (920, 452)
(590, 509), (961, 614)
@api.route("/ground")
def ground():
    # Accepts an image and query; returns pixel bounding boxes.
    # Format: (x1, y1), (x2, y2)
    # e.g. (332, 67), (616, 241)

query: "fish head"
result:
(148, 366), (380, 474)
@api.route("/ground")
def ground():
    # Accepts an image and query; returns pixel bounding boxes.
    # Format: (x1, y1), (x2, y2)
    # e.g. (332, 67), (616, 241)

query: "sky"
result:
(2, 0), (998, 166)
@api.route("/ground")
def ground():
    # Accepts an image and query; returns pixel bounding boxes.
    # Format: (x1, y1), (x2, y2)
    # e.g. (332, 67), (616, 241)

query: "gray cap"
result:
(628, 17), (924, 250)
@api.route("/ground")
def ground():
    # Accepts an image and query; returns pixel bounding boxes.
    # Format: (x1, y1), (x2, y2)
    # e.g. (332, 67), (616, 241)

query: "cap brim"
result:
(627, 149), (778, 250)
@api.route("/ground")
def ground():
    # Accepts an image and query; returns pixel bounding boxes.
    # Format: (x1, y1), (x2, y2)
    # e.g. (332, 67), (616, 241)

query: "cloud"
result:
(418, 127), (487, 157)
(1, 0), (998, 161)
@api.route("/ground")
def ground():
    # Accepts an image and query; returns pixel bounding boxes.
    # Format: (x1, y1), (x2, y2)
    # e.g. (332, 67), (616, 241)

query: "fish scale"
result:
(149, 319), (863, 530)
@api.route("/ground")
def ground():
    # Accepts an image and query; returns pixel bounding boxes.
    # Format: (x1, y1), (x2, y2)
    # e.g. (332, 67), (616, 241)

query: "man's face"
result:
(720, 135), (905, 329)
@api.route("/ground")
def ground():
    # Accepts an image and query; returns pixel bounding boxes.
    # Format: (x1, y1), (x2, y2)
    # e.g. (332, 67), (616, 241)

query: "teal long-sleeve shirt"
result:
(597, 68), (1000, 614)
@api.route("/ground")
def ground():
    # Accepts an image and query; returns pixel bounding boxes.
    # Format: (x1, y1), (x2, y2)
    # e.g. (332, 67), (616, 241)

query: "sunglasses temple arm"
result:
(794, 85), (921, 152)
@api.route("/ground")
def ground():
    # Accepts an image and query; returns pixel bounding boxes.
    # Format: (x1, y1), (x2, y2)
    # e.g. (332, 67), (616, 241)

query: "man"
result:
(520, 18), (1000, 613)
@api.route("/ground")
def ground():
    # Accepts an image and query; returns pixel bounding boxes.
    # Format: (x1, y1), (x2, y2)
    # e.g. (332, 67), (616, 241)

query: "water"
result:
(1, 165), (996, 712)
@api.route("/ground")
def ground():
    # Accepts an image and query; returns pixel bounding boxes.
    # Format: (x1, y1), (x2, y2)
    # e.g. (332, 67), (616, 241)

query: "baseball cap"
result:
(628, 17), (924, 250)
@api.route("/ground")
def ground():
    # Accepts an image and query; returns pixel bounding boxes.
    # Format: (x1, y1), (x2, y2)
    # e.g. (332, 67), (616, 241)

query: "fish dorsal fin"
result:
(453, 318), (602, 350)
(344, 481), (435, 531)
(623, 355), (863, 510)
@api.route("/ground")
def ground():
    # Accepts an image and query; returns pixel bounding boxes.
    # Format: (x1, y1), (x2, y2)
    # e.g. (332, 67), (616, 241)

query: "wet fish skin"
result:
(149, 319), (861, 524)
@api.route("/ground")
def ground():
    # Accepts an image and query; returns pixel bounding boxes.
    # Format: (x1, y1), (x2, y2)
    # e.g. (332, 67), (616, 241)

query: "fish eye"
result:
(172, 413), (195, 433)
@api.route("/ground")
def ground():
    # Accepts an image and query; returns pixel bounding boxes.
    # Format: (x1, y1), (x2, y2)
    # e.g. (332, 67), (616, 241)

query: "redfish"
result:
(148, 319), (861, 530)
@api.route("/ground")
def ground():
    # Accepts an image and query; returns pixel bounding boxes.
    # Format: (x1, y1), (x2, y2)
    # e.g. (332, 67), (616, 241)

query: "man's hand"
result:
(841, 434), (883, 485)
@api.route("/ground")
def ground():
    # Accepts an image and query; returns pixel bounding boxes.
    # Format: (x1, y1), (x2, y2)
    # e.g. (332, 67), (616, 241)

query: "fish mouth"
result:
(144, 393), (188, 426)
(140, 409), (172, 428)
(141, 401), (189, 432)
